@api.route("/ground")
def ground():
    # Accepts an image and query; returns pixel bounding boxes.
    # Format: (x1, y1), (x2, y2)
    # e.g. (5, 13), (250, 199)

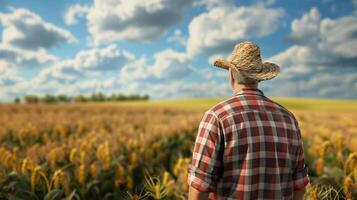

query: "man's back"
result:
(188, 88), (309, 199)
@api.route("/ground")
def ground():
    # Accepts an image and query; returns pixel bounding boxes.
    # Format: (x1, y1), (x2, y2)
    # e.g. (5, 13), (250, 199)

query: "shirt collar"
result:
(233, 88), (264, 97)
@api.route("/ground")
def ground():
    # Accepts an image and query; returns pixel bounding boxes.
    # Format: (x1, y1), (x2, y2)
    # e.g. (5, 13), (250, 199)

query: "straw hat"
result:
(213, 41), (280, 81)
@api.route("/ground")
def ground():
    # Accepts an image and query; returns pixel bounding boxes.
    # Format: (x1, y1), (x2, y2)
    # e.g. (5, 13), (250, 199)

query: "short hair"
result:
(230, 68), (258, 84)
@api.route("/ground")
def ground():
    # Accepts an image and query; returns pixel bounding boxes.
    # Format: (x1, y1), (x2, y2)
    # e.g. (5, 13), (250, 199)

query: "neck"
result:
(232, 82), (258, 93)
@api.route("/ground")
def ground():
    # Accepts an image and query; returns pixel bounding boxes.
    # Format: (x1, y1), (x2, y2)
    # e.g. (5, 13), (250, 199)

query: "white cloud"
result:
(0, 8), (76, 50)
(54, 78), (124, 95)
(0, 61), (30, 101)
(120, 48), (191, 82)
(32, 44), (135, 87)
(193, 0), (234, 10)
(0, 61), (24, 86)
(118, 47), (232, 99)
(120, 57), (151, 81)
(34, 61), (83, 85)
(0, 8), (76, 68)
(3, 44), (135, 101)
(73, 44), (135, 71)
(267, 7), (357, 99)
(276, 7), (357, 68)
(278, 65), (312, 80)
(64, 4), (90, 25)
(270, 46), (308, 67)
(187, 5), (284, 58)
(0, 44), (57, 67)
(254, 0), (276, 7)
(86, 0), (194, 44)
(167, 29), (187, 46)
(288, 7), (321, 45)
(151, 49), (191, 79)
(1, 45), (193, 102)
(303, 71), (357, 98)
(145, 80), (230, 99)
(288, 7), (357, 61)
(319, 16), (357, 59)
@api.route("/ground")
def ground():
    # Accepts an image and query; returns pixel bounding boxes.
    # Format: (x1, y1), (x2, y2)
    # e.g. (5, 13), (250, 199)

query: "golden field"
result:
(0, 98), (357, 200)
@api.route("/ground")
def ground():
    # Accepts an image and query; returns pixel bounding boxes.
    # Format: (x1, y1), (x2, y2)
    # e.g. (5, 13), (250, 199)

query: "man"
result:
(187, 41), (309, 200)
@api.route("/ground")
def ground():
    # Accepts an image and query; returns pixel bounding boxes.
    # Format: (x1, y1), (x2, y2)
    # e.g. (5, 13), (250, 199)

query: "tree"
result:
(74, 94), (87, 102)
(41, 94), (57, 103)
(13, 97), (21, 104)
(108, 93), (118, 101)
(57, 94), (71, 103)
(142, 94), (149, 100)
(117, 93), (127, 101)
(20, 92), (149, 104)
(24, 95), (39, 104)
(91, 92), (106, 102)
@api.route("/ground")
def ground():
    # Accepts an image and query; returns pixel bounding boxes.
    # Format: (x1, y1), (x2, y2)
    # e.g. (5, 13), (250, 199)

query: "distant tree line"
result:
(14, 92), (149, 104)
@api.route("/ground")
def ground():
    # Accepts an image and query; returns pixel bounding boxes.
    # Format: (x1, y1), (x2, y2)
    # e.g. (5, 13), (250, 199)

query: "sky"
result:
(0, 0), (357, 102)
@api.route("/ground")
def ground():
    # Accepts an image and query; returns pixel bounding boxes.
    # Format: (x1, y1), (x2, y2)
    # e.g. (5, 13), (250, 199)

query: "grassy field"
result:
(0, 97), (356, 199)
(98, 97), (357, 112)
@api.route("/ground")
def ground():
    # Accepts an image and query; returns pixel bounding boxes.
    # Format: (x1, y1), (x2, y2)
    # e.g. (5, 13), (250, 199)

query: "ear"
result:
(229, 69), (234, 82)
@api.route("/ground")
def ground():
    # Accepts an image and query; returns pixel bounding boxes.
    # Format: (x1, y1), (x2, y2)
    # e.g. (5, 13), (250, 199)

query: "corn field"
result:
(0, 103), (356, 199)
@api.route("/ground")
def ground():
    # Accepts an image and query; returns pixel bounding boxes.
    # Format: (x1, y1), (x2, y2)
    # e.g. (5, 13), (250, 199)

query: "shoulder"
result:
(264, 97), (299, 124)
(205, 96), (238, 120)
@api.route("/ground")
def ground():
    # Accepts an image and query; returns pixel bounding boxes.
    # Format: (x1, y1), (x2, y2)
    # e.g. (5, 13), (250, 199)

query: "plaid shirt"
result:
(188, 88), (309, 200)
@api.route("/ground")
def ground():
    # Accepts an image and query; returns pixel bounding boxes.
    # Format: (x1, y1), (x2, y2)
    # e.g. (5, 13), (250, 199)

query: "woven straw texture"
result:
(213, 41), (280, 81)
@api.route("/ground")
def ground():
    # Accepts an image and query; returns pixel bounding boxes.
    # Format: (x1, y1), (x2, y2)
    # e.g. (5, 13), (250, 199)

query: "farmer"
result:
(187, 41), (310, 200)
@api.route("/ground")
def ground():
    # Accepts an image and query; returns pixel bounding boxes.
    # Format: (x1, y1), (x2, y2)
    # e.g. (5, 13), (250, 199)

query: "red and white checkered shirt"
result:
(188, 88), (309, 200)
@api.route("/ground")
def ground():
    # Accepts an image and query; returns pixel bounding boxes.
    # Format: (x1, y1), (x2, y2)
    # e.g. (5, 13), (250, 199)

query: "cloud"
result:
(32, 44), (135, 86)
(151, 49), (191, 79)
(0, 61), (24, 86)
(120, 57), (152, 81)
(25, 75), (230, 100)
(0, 8), (76, 50)
(253, 0), (277, 7)
(266, 7), (357, 99)
(144, 80), (230, 99)
(1, 36), (226, 102)
(69, 78), (120, 93)
(193, 0), (234, 10)
(353, 0), (357, 7)
(120, 48), (192, 82)
(0, 60), (30, 101)
(5, 44), (134, 101)
(34, 61), (83, 86)
(1, 43), (229, 101)
(287, 8), (321, 45)
(275, 7), (357, 68)
(32, 77), (123, 96)
(187, 5), (284, 59)
(73, 44), (135, 71)
(64, 4), (90, 25)
(257, 65), (357, 99)
(299, 68), (357, 98)
(86, 0), (194, 44)
(0, 44), (57, 67)
(118, 47), (231, 99)
(43, 44), (232, 100)
(167, 29), (187, 46)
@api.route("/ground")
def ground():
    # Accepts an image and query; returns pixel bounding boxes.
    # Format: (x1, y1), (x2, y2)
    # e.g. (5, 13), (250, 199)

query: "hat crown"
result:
(230, 42), (262, 69)
(212, 41), (280, 81)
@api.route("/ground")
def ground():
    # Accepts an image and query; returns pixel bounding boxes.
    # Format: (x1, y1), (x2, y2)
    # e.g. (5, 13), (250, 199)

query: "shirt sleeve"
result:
(292, 120), (310, 190)
(187, 110), (224, 192)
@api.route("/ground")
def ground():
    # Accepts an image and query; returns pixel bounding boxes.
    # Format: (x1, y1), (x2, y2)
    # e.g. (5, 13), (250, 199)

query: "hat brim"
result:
(213, 59), (280, 81)
(241, 62), (280, 81)
(213, 59), (234, 70)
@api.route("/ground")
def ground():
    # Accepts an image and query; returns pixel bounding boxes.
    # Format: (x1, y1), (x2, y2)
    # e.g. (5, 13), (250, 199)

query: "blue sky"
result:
(0, 0), (357, 102)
